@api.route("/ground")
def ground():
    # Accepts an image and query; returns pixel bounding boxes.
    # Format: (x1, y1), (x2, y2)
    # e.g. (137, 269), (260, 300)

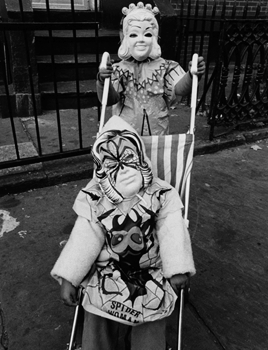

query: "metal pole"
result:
(68, 288), (83, 350)
(184, 54), (198, 225)
(98, 52), (110, 134)
(177, 288), (185, 350)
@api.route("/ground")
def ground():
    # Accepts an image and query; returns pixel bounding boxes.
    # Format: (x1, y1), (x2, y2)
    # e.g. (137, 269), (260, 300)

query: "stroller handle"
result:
(99, 51), (110, 70)
(190, 53), (198, 75)
(99, 52), (111, 134)
(190, 54), (199, 132)
(184, 54), (199, 226)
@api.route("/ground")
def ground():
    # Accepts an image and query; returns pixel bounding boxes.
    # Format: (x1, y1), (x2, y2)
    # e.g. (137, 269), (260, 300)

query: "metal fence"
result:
(0, 0), (100, 171)
(0, 0), (268, 171)
(208, 19), (268, 139)
(174, 0), (268, 139)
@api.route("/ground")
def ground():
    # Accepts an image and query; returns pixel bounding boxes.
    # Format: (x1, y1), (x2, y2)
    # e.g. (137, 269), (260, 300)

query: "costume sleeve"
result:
(164, 61), (192, 104)
(96, 62), (124, 106)
(174, 71), (192, 96)
(156, 187), (196, 278)
(50, 216), (105, 287)
(72, 178), (101, 222)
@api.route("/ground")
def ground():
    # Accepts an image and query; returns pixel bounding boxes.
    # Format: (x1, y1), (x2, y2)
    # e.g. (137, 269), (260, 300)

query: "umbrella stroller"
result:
(67, 52), (199, 350)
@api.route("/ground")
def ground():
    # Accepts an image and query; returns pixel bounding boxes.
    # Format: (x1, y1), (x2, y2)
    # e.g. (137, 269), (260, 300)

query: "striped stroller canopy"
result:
(142, 133), (194, 204)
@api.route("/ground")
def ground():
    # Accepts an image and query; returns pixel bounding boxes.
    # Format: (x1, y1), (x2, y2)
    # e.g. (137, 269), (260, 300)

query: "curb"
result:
(0, 127), (267, 196)
(195, 127), (268, 155)
(0, 154), (94, 196)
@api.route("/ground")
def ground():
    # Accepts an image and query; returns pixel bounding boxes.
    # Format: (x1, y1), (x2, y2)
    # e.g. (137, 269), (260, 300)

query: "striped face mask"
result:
(92, 130), (153, 204)
(100, 136), (141, 185)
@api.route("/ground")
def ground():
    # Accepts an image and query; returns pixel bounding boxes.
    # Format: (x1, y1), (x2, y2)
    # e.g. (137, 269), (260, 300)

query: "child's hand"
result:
(60, 278), (78, 307)
(188, 56), (206, 78)
(169, 273), (189, 295)
(98, 61), (113, 82)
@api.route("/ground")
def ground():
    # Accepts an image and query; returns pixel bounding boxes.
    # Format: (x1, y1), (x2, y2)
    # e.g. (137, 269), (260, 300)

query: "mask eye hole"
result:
(145, 33), (152, 37)
(124, 154), (134, 162)
(121, 149), (140, 166)
(104, 160), (115, 170)
(129, 33), (138, 38)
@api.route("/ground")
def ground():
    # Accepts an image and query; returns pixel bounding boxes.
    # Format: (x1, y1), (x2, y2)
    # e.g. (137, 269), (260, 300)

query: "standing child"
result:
(97, 2), (205, 136)
(51, 115), (196, 350)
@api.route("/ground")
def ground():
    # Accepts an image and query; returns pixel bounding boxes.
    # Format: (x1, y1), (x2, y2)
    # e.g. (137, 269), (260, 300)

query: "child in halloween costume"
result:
(51, 116), (195, 350)
(97, 2), (206, 136)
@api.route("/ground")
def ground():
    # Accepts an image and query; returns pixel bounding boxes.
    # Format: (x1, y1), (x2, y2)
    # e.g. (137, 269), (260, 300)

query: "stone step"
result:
(33, 9), (102, 23)
(34, 29), (120, 55)
(0, 84), (98, 112)
(0, 85), (16, 119)
(37, 53), (119, 64)
(39, 80), (98, 110)
(37, 53), (119, 82)
(35, 34), (120, 56)
(34, 28), (120, 38)
(34, 27), (120, 109)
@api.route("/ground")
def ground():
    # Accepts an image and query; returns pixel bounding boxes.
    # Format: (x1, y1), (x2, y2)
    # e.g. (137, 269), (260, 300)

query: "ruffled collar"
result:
(114, 57), (167, 90)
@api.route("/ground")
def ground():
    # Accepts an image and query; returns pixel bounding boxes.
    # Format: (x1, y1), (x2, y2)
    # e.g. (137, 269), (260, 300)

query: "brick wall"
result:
(169, 0), (268, 64)
(170, 0), (268, 17)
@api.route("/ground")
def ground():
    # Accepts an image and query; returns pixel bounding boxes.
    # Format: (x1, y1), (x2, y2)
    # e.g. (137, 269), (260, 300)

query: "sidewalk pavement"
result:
(0, 106), (268, 350)
(0, 138), (268, 350)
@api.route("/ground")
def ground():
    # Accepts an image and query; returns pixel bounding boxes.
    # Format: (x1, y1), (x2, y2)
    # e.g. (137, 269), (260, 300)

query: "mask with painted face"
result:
(118, 2), (161, 61)
(92, 118), (153, 204)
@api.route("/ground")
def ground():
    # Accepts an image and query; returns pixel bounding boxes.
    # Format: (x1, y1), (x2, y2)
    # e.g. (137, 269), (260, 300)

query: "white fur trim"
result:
(50, 216), (105, 287)
(156, 188), (195, 278)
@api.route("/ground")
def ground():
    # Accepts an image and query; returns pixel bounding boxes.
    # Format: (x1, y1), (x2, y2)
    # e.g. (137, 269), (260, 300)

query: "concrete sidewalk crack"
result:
(188, 301), (227, 350)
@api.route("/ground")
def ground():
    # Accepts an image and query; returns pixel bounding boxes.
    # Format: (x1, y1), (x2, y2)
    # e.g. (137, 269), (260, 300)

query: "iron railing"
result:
(208, 19), (268, 138)
(173, 0), (268, 139)
(0, 0), (268, 171)
(0, 0), (100, 170)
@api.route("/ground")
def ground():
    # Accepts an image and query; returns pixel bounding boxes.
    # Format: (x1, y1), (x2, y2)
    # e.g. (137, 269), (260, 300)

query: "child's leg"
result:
(82, 311), (128, 350)
(131, 318), (166, 350)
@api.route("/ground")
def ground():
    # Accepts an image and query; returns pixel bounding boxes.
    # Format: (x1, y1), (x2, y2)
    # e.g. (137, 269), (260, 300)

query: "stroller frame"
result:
(67, 53), (199, 350)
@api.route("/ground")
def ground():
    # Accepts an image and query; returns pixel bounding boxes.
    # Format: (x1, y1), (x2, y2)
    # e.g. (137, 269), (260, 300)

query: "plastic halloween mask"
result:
(118, 2), (161, 61)
(100, 136), (143, 198)
(126, 20), (154, 61)
(92, 129), (153, 204)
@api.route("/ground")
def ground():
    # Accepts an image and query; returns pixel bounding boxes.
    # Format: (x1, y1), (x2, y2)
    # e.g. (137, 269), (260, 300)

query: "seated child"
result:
(51, 115), (195, 350)
(97, 2), (206, 136)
